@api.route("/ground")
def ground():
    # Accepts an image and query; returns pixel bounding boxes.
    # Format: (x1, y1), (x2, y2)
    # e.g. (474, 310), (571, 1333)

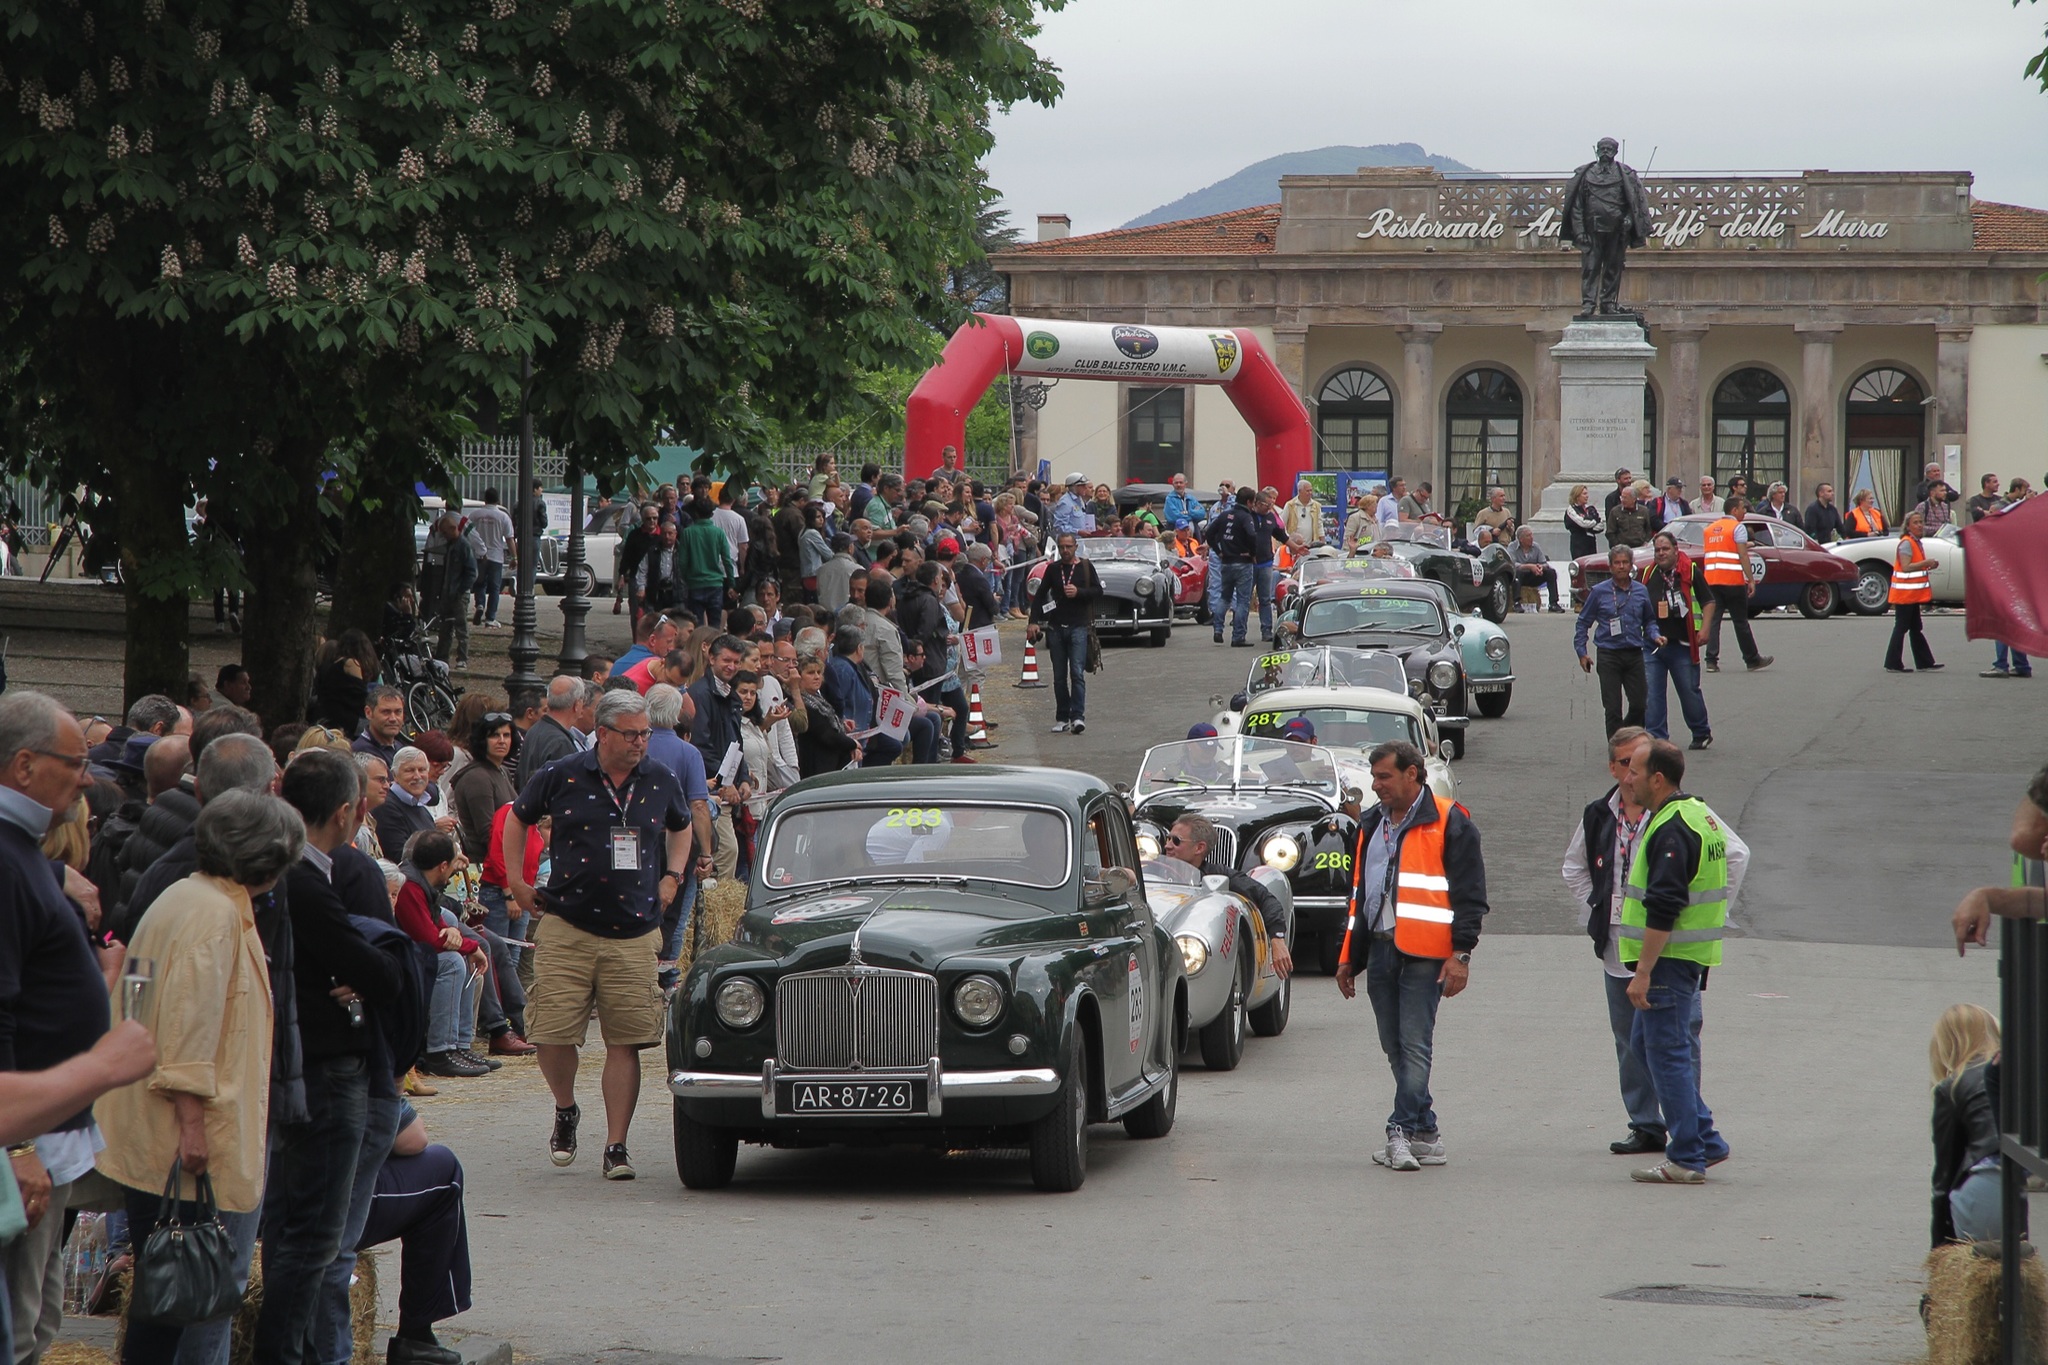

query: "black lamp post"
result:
(556, 455), (590, 676)
(504, 354), (543, 696)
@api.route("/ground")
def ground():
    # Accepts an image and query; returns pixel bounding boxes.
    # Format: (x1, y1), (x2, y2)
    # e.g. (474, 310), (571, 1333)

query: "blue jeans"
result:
(1627, 958), (1728, 1172)
(1643, 642), (1710, 743)
(1994, 641), (2034, 676)
(687, 585), (724, 627)
(1605, 971), (1679, 1134)
(660, 866), (700, 987)
(1045, 623), (1090, 723)
(1217, 563), (1254, 643)
(168, 1203), (261, 1365)
(1206, 550), (1224, 625)
(315, 1095), (405, 1365)
(472, 558), (504, 623)
(1253, 562), (1276, 639)
(1950, 1166), (2004, 1242)
(256, 1053), (371, 1365)
(1363, 941), (1444, 1136)
(908, 712), (941, 764)
(428, 950), (479, 1053)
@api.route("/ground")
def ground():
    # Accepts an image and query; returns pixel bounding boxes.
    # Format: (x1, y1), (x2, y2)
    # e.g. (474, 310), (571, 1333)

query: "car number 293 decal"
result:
(1128, 954), (1144, 1052)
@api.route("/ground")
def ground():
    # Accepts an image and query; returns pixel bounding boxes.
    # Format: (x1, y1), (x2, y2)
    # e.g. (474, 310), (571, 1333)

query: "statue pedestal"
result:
(1528, 318), (1656, 563)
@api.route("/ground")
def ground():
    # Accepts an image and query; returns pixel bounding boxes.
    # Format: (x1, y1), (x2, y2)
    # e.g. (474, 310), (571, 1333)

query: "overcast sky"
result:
(987, 0), (2048, 235)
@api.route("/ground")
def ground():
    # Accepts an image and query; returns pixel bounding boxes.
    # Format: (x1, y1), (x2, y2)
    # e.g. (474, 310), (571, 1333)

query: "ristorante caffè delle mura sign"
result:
(1289, 170), (1973, 255)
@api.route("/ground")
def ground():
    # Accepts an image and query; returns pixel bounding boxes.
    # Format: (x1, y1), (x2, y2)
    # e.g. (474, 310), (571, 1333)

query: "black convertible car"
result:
(1272, 579), (1474, 758)
(1376, 523), (1517, 624)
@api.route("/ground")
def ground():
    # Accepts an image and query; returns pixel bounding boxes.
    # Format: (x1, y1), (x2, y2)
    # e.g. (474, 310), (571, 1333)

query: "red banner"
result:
(1963, 497), (2048, 656)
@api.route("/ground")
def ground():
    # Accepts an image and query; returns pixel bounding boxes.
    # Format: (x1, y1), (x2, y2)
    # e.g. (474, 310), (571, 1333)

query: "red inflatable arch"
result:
(904, 314), (1312, 492)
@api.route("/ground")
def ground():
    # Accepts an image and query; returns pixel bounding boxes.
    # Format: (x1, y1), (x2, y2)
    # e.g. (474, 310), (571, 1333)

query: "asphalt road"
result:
(388, 599), (2038, 1365)
(984, 604), (2036, 948)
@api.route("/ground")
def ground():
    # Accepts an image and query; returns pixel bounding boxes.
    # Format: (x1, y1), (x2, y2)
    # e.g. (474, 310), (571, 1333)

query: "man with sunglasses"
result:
(613, 611), (681, 677)
(1160, 814), (1294, 980)
(503, 690), (695, 1182)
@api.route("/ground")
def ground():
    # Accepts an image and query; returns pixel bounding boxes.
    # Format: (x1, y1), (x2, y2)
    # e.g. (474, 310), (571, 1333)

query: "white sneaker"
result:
(1411, 1134), (1446, 1165)
(1070, 720), (1087, 734)
(1371, 1127), (1421, 1172)
(1049, 721), (1070, 733)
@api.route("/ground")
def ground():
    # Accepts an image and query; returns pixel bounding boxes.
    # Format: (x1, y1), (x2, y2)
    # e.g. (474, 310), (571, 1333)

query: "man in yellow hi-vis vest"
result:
(1618, 736), (1733, 1184)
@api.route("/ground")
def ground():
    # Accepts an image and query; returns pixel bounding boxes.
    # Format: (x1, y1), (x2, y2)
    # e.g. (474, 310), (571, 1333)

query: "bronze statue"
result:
(1559, 138), (1651, 317)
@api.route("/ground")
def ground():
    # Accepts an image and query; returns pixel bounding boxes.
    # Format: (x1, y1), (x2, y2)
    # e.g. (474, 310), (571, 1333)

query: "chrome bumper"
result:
(669, 1061), (1062, 1120)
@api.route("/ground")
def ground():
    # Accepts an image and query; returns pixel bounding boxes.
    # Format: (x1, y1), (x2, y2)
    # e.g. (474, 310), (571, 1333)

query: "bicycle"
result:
(380, 621), (462, 733)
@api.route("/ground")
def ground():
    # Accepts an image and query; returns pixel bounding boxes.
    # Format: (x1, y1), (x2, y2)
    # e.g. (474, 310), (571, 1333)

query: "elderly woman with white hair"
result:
(96, 790), (305, 1365)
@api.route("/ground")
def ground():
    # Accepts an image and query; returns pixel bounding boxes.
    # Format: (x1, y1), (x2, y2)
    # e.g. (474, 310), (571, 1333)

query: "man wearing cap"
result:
(1051, 473), (1092, 539)
(1655, 478), (1691, 523)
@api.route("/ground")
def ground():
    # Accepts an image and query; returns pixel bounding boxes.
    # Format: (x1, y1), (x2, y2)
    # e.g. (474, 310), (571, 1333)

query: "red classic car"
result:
(1567, 513), (1857, 618)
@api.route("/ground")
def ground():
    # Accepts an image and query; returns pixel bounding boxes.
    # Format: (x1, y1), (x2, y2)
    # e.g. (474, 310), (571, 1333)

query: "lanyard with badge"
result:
(1612, 810), (1646, 923)
(600, 768), (641, 872)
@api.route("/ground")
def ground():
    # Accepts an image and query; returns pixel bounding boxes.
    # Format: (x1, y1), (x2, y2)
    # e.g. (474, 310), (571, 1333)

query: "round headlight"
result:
(1484, 635), (1509, 661)
(1136, 577), (1157, 597)
(952, 975), (1005, 1028)
(1177, 934), (1209, 975)
(1409, 678), (1426, 697)
(714, 977), (765, 1030)
(1261, 833), (1301, 872)
(1135, 830), (1161, 860)
(1428, 660), (1460, 691)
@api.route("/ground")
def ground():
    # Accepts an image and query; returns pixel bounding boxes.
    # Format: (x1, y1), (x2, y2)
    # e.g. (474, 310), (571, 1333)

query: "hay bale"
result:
(1925, 1242), (2048, 1365)
(43, 1344), (115, 1365)
(688, 878), (749, 964)
(113, 1242), (380, 1365)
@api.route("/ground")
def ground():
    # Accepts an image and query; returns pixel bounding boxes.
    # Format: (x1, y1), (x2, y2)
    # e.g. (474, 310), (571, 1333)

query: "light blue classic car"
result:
(1409, 579), (1514, 717)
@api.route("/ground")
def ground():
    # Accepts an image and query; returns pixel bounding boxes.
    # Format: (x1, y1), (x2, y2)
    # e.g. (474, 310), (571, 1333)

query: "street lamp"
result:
(557, 455), (590, 676)
(504, 354), (543, 696)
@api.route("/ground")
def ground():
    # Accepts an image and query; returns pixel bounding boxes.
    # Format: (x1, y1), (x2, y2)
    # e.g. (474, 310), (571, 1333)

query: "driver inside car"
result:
(1161, 814), (1293, 980)
(1151, 724), (1231, 787)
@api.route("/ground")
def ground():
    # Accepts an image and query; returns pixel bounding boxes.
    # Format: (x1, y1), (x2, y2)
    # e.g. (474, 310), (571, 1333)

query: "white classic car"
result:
(1219, 683), (1457, 806)
(1827, 522), (1966, 613)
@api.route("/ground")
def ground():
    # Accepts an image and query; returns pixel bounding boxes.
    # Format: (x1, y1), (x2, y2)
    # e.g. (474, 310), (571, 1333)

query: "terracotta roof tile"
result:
(1972, 200), (2048, 251)
(1005, 204), (1280, 257)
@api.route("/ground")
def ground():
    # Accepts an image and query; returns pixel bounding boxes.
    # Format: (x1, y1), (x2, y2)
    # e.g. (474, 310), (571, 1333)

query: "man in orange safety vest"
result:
(1336, 740), (1490, 1173)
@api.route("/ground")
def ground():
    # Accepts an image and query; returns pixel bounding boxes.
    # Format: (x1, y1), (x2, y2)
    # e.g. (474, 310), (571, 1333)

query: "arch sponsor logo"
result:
(1112, 326), (1159, 360)
(1025, 331), (1060, 361)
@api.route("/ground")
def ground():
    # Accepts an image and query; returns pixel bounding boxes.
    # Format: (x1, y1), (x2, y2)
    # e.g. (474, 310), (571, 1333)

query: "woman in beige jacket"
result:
(95, 790), (305, 1364)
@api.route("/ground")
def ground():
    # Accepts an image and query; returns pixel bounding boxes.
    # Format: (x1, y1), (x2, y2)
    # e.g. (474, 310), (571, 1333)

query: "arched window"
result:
(1316, 368), (1393, 477)
(1445, 368), (1522, 519)
(1712, 368), (1789, 494)
(1844, 368), (1926, 517)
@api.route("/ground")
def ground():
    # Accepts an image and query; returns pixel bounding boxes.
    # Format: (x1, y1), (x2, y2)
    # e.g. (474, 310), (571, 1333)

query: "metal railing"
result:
(1999, 865), (2048, 1363)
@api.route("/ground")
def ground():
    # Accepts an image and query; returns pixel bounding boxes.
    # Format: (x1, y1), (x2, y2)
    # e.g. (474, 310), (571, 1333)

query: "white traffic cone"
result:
(968, 683), (996, 748)
(1015, 640), (1046, 688)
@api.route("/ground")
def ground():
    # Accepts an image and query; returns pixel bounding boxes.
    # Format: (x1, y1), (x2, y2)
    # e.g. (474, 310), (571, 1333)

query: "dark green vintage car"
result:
(666, 767), (1185, 1192)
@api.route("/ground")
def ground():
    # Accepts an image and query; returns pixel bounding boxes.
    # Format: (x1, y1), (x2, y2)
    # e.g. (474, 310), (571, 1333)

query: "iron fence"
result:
(1999, 870), (2048, 1363)
(755, 445), (1014, 489)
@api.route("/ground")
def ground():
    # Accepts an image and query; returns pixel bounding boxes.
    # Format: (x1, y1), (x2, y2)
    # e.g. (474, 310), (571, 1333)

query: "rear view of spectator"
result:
(1928, 1003), (2003, 1246)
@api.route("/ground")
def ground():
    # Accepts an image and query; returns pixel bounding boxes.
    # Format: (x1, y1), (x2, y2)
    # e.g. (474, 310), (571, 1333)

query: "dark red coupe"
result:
(1567, 513), (1857, 618)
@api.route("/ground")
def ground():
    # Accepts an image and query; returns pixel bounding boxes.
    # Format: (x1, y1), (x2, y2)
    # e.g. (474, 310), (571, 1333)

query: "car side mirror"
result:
(1230, 690), (1249, 711)
(1468, 608), (1484, 619)
(1203, 874), (1229, 893)
(1086, 866), (1138, 902)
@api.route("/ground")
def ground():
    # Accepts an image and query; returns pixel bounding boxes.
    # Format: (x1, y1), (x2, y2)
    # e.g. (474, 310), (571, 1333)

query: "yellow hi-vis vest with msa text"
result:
(1619, 797), (1729, 967)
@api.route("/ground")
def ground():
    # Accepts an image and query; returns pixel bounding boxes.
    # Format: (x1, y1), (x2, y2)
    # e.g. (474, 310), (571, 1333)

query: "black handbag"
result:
(129, 1161), (242, 1326)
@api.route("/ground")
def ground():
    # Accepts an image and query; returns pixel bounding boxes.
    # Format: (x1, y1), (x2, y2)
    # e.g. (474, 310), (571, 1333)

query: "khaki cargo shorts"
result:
(527, 914), (664, 1048)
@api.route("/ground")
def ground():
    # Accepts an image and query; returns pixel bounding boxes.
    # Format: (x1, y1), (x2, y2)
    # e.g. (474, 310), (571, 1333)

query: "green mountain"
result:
(1121, 143), (1481, 229)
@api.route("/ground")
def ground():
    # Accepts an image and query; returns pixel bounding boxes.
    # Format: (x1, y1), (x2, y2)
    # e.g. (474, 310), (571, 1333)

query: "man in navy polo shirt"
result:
(502, 690), (694, 1181)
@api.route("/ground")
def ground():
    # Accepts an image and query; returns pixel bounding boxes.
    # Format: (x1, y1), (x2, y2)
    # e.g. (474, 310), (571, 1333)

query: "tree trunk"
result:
(241, 441), (327, 731)
(110, 456), (196, 708)
(327, 489), (419, 643)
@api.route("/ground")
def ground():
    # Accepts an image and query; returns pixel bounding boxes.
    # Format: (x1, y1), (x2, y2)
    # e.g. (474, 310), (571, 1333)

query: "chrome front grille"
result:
(775, 968), (939, 1071)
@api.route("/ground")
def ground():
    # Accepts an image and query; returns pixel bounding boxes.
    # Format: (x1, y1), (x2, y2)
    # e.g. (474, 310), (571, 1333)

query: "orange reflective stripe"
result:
(1338, 824), (1368, 968)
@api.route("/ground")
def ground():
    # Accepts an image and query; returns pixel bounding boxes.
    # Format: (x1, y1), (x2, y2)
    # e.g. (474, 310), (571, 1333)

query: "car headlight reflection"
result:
(1484, 635), (1509, 661)
(1135, 830), (1161, 860)
(1428, 661), (1460, 691)
(1177, 934), (1209, 976)
(714, 977), (766, 1030)
(951, 975), (1006, 1028)
(1260, 833), (1302, 872)
(1136, 577), (1157, 597)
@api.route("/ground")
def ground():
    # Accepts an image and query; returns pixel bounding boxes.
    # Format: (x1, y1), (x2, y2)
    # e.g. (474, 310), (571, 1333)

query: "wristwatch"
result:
(1453, 951), (1473, 965)
(5, 1140), (35, 1158)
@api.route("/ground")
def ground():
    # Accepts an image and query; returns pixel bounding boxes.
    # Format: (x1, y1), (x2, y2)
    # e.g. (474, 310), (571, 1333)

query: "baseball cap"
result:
(1064, 472), (1089, 487)
(1281, 717), (1317, 743)
(1186, 723), (1218, 740)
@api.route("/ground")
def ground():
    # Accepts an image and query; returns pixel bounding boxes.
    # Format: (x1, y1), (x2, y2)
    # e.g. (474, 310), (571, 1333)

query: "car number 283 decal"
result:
(1128, 954), (1144, 1052)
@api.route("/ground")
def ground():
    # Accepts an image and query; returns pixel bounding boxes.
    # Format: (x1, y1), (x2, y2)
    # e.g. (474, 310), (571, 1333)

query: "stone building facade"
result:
(994, 167), (2048, 519)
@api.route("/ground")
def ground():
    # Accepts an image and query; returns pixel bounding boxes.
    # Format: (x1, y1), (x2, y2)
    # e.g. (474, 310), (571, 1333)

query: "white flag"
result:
(964, 626), (1002, 667)
(874, 687), (914, 742)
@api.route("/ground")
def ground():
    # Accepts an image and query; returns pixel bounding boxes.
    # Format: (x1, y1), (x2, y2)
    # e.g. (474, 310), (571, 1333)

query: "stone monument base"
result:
(1527, 318), (1656, 563)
